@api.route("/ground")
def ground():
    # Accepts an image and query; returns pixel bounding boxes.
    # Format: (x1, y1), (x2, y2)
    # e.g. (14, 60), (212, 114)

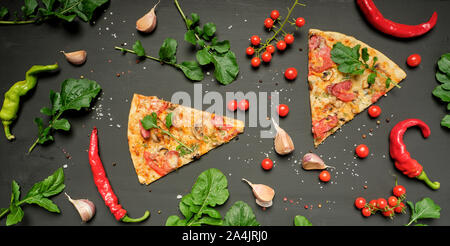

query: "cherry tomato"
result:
(368, 105), (381, 118)
(261, 158), (274, 170)
(277, 104), (289, 117)
(266, 45), (275, 54)
(354, 197), (366, 210)
(270, 10), (280, 20)
(227, 100), (237, 112)
(355, 144), (369, 158)
(261, 51), (272, 63)
(319, 170), (331, 182)
(251, 57), (261, 68)
(388, 196), (398, 207)
(295, 17), (305, 27)
(406, 54), (421, 67)
(238, 99), (249, 111)
(264, 18), (274, 29)
(394, 202), (405, 213)
(246, 47), (255, 56)
(361, 207), (371, 217)
(276, 40), (287, 51)
(284, 67), (297, 80)
(250, 35), (261, 46)
(369, 200), (377, 209)
(392, 185), (406, 198)
(376, 198), (387, 209)
(382, 208), (394, 218)
(284, 34), (294, 45)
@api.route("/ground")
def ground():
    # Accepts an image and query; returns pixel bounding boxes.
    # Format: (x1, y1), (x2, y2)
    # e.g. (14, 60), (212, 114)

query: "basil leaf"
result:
(6, 204), (24, 226)
(196, 48), (211, 65)
(165, 112), (173, 128)
(294, 215), (313, 226)
(141, 112), (158, 130)
(159, 38), (178, 64)
(52, 118), (71, 131)
(184, 30), (197, 45)
(132, 40), (146, 57)
(21, 0), (38, 17)
(211, 51), (239, 85)
(191, 168), (229, 208)
(437, 53), (450, 75)
(203, 22), (216, 37)
(59, 78), (101, 111)
(432, 84), (450, 102)
(223, 201), (260, 226)
(177, 61), (204, 81)
(436, 72), (450, 83)
(0, 6), (8, 19)
(441, 115), (450, 128)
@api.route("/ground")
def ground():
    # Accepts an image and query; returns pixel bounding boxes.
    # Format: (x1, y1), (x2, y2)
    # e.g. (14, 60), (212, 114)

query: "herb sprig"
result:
(0, 167), (65, 226)
(432, 53), (450, 128)
(0, 0), (109, 25)
(28, 78), (101, 153)
(330, 42), (400, 89)
(406, 197), (441, 226)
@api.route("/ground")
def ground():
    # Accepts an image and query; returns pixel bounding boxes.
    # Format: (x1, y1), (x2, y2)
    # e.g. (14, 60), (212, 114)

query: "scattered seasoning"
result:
(259, 79), (263, 83)
(158, 210), (161, 214)
(318, 204), (322, 208)
(283, 197), (288, 202)
(376, 120), (381, 125)
(369, 128), (373, 132)
(112, 162), (117, 166)
(116, 73), (120, 77)
(386, 118), (390, 123)
(362, 134), (367, 139)
(363, 185), (368, 189)
(298, 48), (303, 52)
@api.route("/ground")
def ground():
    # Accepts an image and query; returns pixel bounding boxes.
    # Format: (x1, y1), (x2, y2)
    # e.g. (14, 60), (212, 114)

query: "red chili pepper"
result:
(356, 0), (437, 38)
(89, 127), (150, 222)
(389, 119), (440, 190)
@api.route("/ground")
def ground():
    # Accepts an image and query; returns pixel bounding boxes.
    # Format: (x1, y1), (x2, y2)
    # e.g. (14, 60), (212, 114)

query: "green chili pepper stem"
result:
(3, 122), (14, 140)
(416, 171), (440, 190)
(120, 210), (150, 223)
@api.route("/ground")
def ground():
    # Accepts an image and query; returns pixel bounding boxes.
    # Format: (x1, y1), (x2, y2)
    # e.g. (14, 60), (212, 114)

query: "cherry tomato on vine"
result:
(277, 104), (289, 117)
(295, 17), (305, 27)
(270, 10), (280, 20)
(238, 99), (249, 111)
(227, 100), (237, 112)
(284, 34), (294, 45)
(264, 18), (274, 29)
(266, 45), (275, 54)
(369, 200), (377, 208)
(368, 105), (381, 118)
(246, 47), (255, 56)
(407, 54), (421, 67)
(251, 57), (261, 68)
(354, 197), (366, 210)
(261, 51), (272, 63)
(376, 198), (387, 209)
(393, 185), (406, 198)
(388, 196), (398, 207)
(319, 170), (331, 182)
(261, 158), (274, 170)
(284, 67), (297, 80)
(382, 208), (394, 218)
(276, 40), (287, 51)
(394, 202), (405, 213)
(355, 144), (369, 158)
(361, 207), (371, 217)
(250, 35), (261, 46)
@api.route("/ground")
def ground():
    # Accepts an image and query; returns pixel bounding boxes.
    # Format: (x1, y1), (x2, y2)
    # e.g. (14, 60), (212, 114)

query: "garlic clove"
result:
(255, 199), (273, 208)
(65, 193), (95, 222)
(301, 153), (335, 170)
(242, 178), (275, 207)
(61, 50), (87, 65)
(272, 118), (295, 155)
(136, 1), (159, 33)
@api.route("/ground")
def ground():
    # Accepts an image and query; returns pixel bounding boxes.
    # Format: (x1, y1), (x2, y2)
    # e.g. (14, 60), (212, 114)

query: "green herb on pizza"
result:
(433, 53), (450, 128)
(0, 167), (65, 226)
(28, 78), (101, 153)
(406, 197), (441, 226)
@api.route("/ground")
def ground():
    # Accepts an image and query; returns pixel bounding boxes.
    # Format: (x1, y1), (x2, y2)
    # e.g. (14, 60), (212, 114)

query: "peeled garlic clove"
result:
(136, 1), (159, 33)
(242, 178), (275, 207)
(301, 153), (335, 170)
(272, 118), (294, 155)
(61, 50), (87, 65)
(65, 193), (95, 222)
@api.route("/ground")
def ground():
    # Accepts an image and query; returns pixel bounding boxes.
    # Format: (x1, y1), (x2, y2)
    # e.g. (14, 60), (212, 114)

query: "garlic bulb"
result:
(65, 193), (95, 222)
(61, 50), (87, 65)
(272, 118), (294, 155)
(242, 178), (275, 208)
(136, 1), (159, 33)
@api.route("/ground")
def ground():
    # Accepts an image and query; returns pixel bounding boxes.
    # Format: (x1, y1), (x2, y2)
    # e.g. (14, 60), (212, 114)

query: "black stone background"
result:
(0, 0), (449, 226)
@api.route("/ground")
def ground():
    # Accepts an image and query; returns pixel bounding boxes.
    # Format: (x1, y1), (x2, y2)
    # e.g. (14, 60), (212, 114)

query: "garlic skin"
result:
(136, 1), (159, 33)
(242, 178), (275, 208)
(61, 50), (87, 65)
(302, 153), (335, 170)
(65, 193), (95, 222)
(272, 118), (295, 155)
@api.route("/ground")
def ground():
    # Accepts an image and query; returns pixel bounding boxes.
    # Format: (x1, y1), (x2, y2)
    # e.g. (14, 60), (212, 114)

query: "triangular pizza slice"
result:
(307, 29), (406, 147)
(127, 94), (244, 184)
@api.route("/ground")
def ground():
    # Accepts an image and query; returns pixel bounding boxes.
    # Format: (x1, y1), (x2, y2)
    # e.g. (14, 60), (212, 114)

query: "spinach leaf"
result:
(437, 53), (450, 75)
(159, 38), (178, 64)
(294, 215), (313, 226)
(436, 72), (450, 83)
(406, 197), (441, 226)
(432, 84), (450, 102)
(191, 168), (229, 208)
(223, 201), (260, 226)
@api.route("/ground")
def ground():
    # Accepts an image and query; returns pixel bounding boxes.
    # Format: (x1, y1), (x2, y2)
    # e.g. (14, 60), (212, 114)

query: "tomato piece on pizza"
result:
(307, 29), (406, 147)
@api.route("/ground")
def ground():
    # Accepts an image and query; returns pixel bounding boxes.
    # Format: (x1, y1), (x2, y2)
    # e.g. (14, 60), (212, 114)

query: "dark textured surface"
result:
(0, 0), (449, 226)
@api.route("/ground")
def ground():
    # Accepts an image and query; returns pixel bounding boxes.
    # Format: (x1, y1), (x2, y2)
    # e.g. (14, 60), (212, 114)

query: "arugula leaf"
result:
(159, 38), (178, 64)
(361, 47), (369, 63)
(6, 204), (24, 226)
(55, 0), (109, 22)
(330, 42), (361, 65)
(191, 168), (229, 208)
(432, 84), (450, 102)
(210, 38), (230, 54)
(196, 48), (212, 65)
(184, 30), (197, 45)
(406, 197), (441, 226)
(141, 112), (158, 130)
(437, 53), (450, 75)
(52, 118), (70, 131)
(436, 72), (450, 83)
(211, 51), (239, 85)
(177, 61), (204, 81)
(165, 112), (173, 128)
(21, 0), (38, 17)
(0, 6), (8, 19)
(132, 40), (146, 57)
(223, 201), (260, 226)
(294, 215), (313, 226)
(202, 22), (216, 38)
(42, 0), (56, 10)
(441, 115), (450, 128)
(367, 72), (377, 85)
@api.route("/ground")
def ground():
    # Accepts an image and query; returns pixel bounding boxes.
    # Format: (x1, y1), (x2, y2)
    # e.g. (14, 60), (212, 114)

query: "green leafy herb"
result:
(165, 112), (173, 128)
(406, 197), (441, 226)
(433, 53), (450, 128)
(166, 168), (259, 226)
(132, 40), (146, 57)
(294, 215), (313, 226)
(330, 42), (399, 89)
(0, 6), (8, 19)
(0, 0), (109, 25)
(0, 167), (65, 226)
(28, 78), (101, 153)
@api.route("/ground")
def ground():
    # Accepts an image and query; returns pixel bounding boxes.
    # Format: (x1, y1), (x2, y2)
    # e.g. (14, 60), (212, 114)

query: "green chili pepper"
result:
(0, 63), (59, 140)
